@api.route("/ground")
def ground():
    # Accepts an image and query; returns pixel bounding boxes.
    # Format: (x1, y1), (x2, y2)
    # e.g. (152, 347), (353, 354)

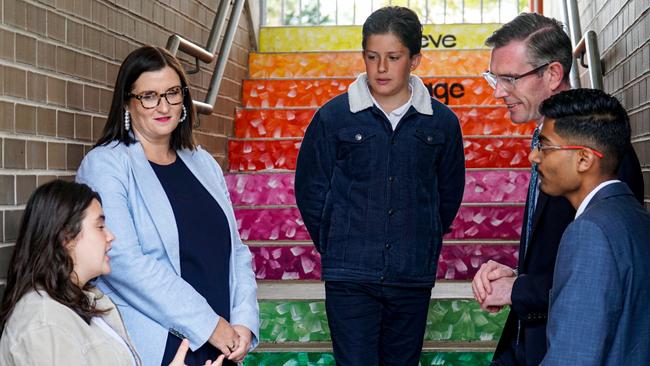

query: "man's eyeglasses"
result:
(533, 140), (604, 158)
(483, 62), (551, 90)
(127, 86), (187, 109)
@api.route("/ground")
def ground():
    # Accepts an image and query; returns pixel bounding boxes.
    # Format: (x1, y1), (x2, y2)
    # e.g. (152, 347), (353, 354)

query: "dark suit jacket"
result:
(492, 144), (644, 366)
(541, 182), (650, 365)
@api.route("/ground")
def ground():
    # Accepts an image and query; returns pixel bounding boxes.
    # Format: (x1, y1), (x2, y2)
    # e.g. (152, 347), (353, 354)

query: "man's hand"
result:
(471, 260), (516, 303)
(480, 276), (516, 312)
(228, 325), (253, 363)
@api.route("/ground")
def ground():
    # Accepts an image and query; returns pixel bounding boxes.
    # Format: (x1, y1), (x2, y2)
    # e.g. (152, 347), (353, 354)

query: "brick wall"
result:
(0, 0), (255, 298)
(576, 0), (650, 204)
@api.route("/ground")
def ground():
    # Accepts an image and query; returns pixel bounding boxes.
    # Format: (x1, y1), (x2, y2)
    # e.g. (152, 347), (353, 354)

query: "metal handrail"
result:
(206, 0), (246, 112)
(165, 0), (246, 118)
(573, 31), (604, 90)
(564, 0), (604, 90)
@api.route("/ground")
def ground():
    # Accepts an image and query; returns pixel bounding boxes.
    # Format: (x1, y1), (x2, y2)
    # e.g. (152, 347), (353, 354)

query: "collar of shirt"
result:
(347, 73), (433, 116)
(369, 87), (412, 129)
(575, 179), (621, 218)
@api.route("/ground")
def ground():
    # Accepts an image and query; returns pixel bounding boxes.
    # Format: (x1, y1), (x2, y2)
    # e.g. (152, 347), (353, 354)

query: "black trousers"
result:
(325, 281), (432, 366)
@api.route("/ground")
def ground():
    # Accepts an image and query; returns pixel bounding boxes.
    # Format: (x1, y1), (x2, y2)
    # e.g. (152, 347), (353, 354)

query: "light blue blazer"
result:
(76, 140), (259, 366)
(541, 182), (650, 365)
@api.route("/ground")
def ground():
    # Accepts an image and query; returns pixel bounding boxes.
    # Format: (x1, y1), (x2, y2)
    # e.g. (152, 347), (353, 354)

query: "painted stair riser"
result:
(235, 107), (535, 139)
(250, 245), (518, 281)
(228, 138), (532, 171)
(259, 24), (501, 52)
(242, 78), (497, 108)
(243, 351), (493, 366)
(225, 171), (530, 206)
(249, 49), (491, 78)
(235, 206), (523, 241)
(258, 300), (507, 342)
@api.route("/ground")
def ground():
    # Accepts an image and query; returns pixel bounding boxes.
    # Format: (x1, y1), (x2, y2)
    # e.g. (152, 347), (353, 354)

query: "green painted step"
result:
(259, 300), (507, 343)
(244, 351), (493, 366)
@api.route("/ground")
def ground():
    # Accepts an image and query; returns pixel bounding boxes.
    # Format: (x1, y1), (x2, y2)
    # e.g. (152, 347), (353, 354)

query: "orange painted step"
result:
(235, 107), (535, 138)
(242, 78), (498, 108)
(249, 49), (491, 78)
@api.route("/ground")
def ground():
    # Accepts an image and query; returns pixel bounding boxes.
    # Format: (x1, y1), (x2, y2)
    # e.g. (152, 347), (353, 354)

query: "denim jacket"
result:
(295, 74), (465, 287)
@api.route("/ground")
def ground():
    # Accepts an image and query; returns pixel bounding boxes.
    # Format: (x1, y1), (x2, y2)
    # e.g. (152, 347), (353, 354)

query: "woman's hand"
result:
(228, 325), (253, 362)
(169, 339), (225, 366)
(208, 317), (240, 357)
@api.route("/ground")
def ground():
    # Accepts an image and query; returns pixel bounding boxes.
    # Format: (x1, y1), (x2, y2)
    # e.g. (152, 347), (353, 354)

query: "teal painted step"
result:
(244, 351), (493, 365)
(260, 300), (507, 343)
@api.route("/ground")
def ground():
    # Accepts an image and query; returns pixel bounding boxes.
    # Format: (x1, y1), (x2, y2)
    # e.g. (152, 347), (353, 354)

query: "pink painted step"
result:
(225, 170), (530, 206)
(234, 206), (523, 241)
(250, 244), (518, 281)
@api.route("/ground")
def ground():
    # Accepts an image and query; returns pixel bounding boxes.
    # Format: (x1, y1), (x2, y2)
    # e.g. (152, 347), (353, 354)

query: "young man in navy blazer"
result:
(472, 13), (644, 366)
(532, 89), (650, 365)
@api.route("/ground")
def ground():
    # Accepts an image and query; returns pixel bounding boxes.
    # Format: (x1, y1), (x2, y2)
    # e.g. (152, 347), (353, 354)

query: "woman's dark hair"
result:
(95, 45), (195, 150)
(0, 180), (106, 329)
(362, 6), (423, 57)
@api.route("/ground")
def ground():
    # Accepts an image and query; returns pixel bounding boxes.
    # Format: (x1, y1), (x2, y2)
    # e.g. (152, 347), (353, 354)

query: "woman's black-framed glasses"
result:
(127, 86), (187, 109)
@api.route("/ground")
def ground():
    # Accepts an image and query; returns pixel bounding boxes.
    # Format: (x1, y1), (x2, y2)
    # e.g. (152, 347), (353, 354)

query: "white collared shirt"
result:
(575, 180), (621, 218)
(368, 86), (413, 130)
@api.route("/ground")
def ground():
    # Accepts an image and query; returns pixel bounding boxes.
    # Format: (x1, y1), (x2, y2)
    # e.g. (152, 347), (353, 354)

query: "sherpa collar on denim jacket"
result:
(347, 73), (433, 115)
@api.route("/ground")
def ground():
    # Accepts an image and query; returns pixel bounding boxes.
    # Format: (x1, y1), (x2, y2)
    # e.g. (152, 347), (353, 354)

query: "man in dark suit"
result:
(471, 13), (644, 366)
(533, 89), (650, 365)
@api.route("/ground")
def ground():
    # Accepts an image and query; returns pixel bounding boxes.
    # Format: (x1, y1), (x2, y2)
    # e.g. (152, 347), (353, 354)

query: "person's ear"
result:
(576, 148), (597, 173)
(547, 61), (565, 91)
(410, 53), (422, 71)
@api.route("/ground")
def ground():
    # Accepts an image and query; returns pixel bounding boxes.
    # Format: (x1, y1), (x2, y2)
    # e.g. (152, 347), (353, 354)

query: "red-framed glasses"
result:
(533, 141), (605, 158)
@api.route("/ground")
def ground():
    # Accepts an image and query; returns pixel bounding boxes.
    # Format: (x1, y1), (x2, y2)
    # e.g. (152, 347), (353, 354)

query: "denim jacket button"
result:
(388, 176), (394, 182)
(388, 208), (394, 216)
(354, 133), (362, 141)
(426, 136), (433, 142)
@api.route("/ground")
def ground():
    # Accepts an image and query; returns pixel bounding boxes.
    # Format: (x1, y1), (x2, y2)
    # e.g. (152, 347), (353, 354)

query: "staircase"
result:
(227, 23), (536, 365)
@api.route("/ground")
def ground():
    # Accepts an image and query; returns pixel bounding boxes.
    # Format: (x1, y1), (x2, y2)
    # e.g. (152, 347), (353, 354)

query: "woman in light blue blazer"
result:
(76, 46), (258, 366)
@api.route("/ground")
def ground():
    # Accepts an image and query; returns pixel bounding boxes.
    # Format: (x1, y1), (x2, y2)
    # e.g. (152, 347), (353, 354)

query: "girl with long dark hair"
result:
(0, 180), (223, 366)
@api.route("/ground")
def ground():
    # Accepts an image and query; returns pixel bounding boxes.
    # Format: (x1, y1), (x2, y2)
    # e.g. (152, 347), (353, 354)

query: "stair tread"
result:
(257, 281), (474, 300)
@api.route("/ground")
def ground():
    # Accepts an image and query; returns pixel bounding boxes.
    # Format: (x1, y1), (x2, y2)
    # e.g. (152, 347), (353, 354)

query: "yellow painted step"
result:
(259, 23), (501, 52)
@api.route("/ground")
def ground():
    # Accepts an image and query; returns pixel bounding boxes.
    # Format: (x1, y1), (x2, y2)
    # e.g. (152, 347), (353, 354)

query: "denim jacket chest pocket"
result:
(335, 126), (379, 180)
(413, 129), (445, 180)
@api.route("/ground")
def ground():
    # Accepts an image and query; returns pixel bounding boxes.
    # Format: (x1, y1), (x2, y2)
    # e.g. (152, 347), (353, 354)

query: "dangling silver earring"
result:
(124, 110), (131, 131)
(179, 105), (187, 123)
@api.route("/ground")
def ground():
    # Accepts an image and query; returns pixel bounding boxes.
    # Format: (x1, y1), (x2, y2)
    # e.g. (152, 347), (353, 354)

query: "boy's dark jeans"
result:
(325, 281), (431, 366)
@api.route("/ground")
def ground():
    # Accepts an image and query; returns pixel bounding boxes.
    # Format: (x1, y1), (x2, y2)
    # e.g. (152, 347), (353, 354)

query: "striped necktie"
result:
(522, 127), (540, 260)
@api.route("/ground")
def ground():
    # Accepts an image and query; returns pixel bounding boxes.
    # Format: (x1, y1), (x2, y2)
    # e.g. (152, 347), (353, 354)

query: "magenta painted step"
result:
(226, 170), (530, 206)
(226, 173), (297, 206)
(463, 170), (530, 203)
(250, 244), (518, 281)
(235, 206), (523, 241)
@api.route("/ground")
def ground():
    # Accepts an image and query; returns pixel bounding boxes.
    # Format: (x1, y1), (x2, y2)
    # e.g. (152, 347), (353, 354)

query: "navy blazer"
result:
(541, 182), (650, 365)
(493, 144), (644, 366)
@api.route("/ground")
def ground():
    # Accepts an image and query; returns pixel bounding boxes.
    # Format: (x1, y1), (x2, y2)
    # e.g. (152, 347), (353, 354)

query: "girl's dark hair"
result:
(362, 6), (423, 56)
(0, 180), (106, 329)
(95, 45), (195, 150)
